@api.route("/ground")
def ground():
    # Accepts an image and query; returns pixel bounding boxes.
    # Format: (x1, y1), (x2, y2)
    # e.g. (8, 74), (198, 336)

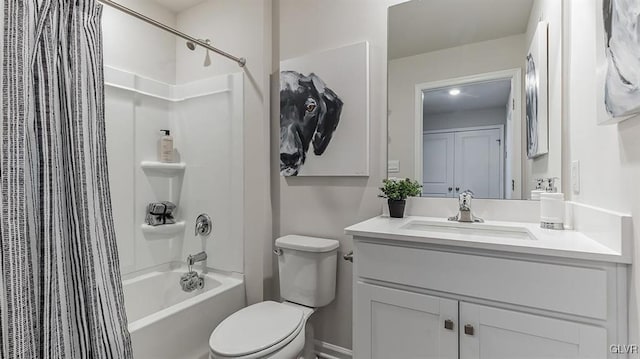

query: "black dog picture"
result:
(280, 71), (344, 176)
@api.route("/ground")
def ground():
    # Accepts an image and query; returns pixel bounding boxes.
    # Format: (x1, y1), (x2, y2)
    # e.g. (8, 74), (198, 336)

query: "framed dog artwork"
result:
(279, 42), (370, 176)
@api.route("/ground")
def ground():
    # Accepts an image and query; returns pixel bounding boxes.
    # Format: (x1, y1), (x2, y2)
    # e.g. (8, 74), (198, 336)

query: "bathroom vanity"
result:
(346, 214), (631, 359)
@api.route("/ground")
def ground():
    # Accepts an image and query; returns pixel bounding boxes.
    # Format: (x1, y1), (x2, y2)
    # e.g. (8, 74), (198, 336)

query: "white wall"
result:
(524, 0), (563, 195)
(565, 0), (640, 351)
(424, 107), (507, 132)
(102, 0), (176, 84)
(175, 0), (273, 304)
(275, 0), (403, 350)
(388, 34), (526, 179)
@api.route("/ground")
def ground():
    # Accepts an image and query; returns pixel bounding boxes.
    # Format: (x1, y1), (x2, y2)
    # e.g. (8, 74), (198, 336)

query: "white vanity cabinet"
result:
(356, 282), (459, 358)
(352, 238), (626, 359)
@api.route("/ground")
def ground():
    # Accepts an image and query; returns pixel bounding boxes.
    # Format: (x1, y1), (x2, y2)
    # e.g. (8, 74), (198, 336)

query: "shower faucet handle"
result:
(195, 213), (212, 236)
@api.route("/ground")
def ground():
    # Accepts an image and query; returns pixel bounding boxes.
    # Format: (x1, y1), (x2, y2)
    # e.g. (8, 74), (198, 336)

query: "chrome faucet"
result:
(448, 190), (484, 223)
(181, 251), (207, 292)
(187, 251), (207, 266)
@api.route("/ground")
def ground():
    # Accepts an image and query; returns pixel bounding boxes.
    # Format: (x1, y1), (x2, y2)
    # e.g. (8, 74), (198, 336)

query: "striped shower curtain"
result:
(0, 0), (132, 358)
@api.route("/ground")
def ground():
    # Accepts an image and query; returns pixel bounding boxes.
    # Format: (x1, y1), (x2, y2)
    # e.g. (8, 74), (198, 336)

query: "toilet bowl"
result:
(209, 235), (339, 359)
(209, 301), (314, 359)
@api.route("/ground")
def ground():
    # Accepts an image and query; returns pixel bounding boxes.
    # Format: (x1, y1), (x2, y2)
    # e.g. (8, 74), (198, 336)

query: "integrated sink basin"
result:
(400, 220), (536, 241)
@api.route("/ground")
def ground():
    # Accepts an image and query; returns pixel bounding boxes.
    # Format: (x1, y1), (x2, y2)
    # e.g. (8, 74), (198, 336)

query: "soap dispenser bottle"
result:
(540, 177), (564, 230)
(159, 129), (174, 163)
(530, 178), (545, 201)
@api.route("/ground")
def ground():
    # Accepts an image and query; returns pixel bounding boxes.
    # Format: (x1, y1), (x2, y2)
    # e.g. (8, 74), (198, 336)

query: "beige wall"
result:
(565, 0), (640, 350)
(388, 34), (526, 180)
(175, 0), (273, 305)
(274, 0), (403, 349)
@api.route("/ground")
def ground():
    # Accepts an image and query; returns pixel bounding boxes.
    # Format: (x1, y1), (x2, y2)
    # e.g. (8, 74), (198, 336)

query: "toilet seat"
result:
(209, 301), (304, 358)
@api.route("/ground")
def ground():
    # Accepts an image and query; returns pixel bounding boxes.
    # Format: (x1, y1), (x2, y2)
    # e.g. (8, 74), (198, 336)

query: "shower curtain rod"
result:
(98, 0), (246, 67)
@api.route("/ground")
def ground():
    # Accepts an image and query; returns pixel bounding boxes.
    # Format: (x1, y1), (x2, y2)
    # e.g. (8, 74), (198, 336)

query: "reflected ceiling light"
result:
(449, 89), (461, 96)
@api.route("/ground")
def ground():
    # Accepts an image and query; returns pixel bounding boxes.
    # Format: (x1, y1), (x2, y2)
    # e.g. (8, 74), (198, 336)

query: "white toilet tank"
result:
(275, 235), (339, 308)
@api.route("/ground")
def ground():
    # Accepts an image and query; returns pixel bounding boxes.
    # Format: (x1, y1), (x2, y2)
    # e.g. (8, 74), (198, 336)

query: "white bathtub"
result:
(123, 265), (245, 359)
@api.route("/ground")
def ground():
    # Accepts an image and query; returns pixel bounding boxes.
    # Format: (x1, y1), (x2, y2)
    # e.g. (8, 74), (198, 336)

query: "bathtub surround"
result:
(0, 0), (131, 357)
(103, 66), (245, 275)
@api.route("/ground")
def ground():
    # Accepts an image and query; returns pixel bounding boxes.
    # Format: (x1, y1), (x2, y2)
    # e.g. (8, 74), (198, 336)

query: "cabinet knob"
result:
(455, 187), (460, 192)
(448, 187), (453, 192)
(464, 324), (474, 336)
(444, 319), (454, 330)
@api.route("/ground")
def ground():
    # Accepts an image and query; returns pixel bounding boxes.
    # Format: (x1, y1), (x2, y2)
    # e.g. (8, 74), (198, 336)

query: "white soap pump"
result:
(539, 177), (564, 230)
(530, 178), (545, 201)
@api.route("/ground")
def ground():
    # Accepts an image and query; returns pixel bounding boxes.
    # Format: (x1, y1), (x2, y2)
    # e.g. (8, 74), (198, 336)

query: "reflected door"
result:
(454, 129), (503, 199)
(423, 128), (503, 199)
(422, 132), (455, 197)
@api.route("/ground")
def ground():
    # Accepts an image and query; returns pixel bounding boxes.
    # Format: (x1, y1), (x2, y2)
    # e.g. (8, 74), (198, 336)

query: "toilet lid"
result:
(209, 301), (304, 357)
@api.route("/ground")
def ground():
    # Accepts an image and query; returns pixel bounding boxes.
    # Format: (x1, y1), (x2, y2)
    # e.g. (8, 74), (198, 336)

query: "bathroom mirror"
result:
(387, 0), (563, 200)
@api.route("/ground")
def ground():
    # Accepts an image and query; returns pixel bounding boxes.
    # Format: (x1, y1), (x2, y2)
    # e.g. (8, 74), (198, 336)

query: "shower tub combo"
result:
(122, 265), (245, 359)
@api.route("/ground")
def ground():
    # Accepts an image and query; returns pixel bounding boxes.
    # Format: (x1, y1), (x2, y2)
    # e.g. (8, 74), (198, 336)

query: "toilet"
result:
(209, 235), (339, 359)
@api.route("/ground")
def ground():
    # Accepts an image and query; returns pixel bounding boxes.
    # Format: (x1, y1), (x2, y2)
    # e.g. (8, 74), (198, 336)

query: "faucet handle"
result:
(195, 213), (212, 236)
(458, 189), (474, 211)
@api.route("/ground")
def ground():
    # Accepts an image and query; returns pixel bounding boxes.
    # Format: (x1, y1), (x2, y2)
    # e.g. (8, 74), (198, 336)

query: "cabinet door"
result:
(459, 302), (607, 359)
(422, 132), (455, 197)
(354, 282), (458, 359)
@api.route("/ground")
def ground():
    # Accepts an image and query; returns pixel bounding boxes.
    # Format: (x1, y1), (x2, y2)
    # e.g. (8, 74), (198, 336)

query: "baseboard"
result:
(314, 340), (353, 359)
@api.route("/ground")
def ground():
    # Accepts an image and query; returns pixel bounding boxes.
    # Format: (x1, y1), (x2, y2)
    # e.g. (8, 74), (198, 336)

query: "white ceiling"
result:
(388, 0), (534, 60)
(423, 79), (511, 115)
(150, 0), (207, 13)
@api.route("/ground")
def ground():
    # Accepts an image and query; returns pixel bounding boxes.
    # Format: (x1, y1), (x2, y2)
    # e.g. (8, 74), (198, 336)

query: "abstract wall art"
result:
(525, 21), (549, 159)
(602, 0), (640, 120)
(280, 42), (369, 176)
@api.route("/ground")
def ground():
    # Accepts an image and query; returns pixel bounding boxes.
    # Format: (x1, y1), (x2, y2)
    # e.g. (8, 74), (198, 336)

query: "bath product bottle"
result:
(159, 129), (174, 163)
(540, 178), (564, 230)
(530, 178), (545, 201)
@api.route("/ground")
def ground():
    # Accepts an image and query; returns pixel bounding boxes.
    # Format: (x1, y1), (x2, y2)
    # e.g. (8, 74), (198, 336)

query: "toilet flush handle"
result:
(343, 251), (354, 263)
(273, 247), (283, 256)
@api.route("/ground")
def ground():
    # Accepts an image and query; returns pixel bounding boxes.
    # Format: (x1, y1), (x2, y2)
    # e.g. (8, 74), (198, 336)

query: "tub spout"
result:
(187, 251), (207, 266)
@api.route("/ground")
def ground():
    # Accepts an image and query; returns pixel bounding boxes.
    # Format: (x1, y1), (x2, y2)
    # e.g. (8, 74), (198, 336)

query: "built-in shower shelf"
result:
(140, 161), (186, 175)
(141, 221), (186, 238)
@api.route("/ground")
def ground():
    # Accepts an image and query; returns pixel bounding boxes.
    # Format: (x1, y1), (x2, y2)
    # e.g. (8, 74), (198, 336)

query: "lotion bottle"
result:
(159, 129), (174, 163)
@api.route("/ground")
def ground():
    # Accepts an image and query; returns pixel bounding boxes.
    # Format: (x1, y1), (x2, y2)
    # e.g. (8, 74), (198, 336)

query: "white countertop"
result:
(345, 216), (630, 264)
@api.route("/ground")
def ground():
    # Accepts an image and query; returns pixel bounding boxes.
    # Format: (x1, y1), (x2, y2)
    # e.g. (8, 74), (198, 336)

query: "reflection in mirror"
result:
(421, 76), (519, 199)
(387, 0), (563, 200)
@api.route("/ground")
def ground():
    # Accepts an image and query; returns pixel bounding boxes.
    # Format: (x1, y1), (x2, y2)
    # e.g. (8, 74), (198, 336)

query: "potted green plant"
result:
(379, 178), (422, 218)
